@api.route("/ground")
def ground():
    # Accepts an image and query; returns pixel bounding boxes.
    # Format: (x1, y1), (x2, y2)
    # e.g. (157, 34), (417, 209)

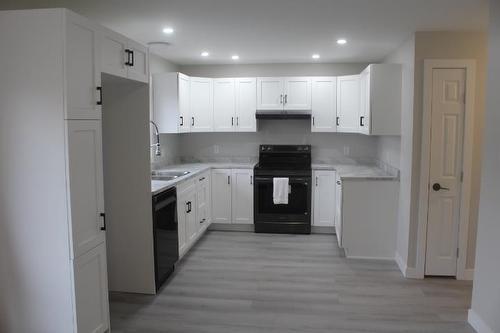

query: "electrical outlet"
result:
(343, 146), (350, 156)
(214, 145), (220, 154)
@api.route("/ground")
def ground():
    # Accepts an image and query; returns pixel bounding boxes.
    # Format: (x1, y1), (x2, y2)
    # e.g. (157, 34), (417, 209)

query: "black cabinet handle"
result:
(360, 116), (365, 127)
(227, 175), (230, 185)
(180, 116), (184, 126)
(130, 50), (134, 66)
(191, 117), (195, 126)
(200, 218), (206, 224)
(231, 117), (234, 126)
(237, 117), (239, 126)
(100, 213), (106, 231)
(312, 116), (315, 126)
(250, 176), (253, 185)
(96, 87), (103, 105)
(336, 116), (340, 126)
(315, 176), (318, 187)
(284, 94), (288, 104)
(199, 177), (205, 181)
(280, 94), (283, 104)
(336, 180), (341, 185)
(125, 49), (132, 66)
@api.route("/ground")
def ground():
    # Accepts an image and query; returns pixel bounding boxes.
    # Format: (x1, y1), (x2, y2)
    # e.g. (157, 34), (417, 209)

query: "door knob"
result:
(432, 183), (449, 191)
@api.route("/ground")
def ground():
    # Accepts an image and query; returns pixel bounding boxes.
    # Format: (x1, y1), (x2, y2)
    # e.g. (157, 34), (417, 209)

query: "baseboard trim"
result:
(395, 252), (407, 276)
(346, 255), (395, 261)
(209, 223), (254, 232)
(463, 269), (475, 281)
(311, 226), (336, 234)
(468, 309), (494, 333)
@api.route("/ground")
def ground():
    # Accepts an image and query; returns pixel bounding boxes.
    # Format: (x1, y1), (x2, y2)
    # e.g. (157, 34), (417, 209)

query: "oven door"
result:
(254, 176), (311, 223)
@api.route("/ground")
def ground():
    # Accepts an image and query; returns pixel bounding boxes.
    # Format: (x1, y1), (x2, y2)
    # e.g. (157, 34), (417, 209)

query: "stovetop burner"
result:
(255, 144), (311, 174)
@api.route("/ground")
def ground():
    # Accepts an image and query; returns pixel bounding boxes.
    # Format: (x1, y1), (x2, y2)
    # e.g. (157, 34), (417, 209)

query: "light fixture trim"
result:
(231, 55), (240, 60)
(312, 54), (320, 59)
(162, 27), (174, 34)
(337, 38), (347, 45)
(201, 51), (210, 57)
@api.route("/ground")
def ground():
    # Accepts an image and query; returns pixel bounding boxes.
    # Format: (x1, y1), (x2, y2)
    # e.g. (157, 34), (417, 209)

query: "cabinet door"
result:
(211, 169), (232, 224)
(359, 68), (371, 135)
(190, 77), (213, 132)
(283, 77), (311, 110)
(67, 121), (105, 258)
(100, 29), (128, 79)
(177, 196), (188, 255)
(65, 12), (101, 120)
(126, 40), (149, 83)
(73, 243), (110, 333)
(313, 171), (336, 227)
(311, 77), (337, 132)
(185, 190), (198, 244)
(335, 176), (343, 247)
(337, 75), (361, 133)
(235, 78), (257, 132)
(196, 172), (211, 233)
(213, 78), (236, 132)
(178, 73), (191, 133)
(231, 169), (254, 224)
(256, 77), (284, 110)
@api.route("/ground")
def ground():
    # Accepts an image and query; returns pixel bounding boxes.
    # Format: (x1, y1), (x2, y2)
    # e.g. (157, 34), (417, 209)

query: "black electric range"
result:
(253, 145), (312, 234)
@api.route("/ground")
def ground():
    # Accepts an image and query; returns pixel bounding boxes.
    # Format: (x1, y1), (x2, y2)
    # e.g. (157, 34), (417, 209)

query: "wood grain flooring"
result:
(109, 231), (474, 333)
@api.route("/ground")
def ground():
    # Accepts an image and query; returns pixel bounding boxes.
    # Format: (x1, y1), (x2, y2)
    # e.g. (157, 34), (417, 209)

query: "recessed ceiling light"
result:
(201, 51), (210, 57)
(231, 55), (240, 60)
(312, 54), (320, 59)
(162, 27), (174, 34)
(337, 38), (347, 45)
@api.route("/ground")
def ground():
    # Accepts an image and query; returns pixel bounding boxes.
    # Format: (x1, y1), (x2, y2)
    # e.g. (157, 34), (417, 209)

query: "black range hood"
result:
(255, 112), (311, 120)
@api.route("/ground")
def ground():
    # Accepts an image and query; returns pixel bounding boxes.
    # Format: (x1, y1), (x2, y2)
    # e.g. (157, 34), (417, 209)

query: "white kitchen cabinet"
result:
(152, 72), (191, 133)
(65, 11), (101, 120)
(335, 175), (343, 246)
(257, 77), (284, 110)
(257, 77), (311, 111)
(177, 180), (197, 256)
(336, 75), (360, 133)
(283, 77), (312, 110)
(100, 27), (149, 83)
(235, 78), (257, 132)
(311, 77), (337, 132)
(359, 64), (402, 135)
(213, 78), (236, 132)
(190, 77), (214, 132)
(211, 169), (233, 224)
(196, 171), (212, 233)
(67, 120), (106, 259)
(312, 170), (336, 227)
(73, 243), (110, 333)
(231, 169), (254, 224)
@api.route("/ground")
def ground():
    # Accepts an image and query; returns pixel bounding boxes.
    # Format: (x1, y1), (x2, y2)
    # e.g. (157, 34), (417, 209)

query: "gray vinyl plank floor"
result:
(109, 231), (474, 333)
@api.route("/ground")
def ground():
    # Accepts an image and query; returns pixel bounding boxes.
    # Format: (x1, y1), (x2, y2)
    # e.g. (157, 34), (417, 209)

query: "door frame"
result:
(416, 59), (476, 280)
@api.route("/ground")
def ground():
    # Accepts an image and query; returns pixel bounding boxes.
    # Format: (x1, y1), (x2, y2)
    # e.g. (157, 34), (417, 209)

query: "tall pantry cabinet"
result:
(0, 9), (149, 333)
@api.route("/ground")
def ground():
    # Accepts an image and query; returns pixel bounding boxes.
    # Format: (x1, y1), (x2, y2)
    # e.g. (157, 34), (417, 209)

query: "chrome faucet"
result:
(150, 120), (161, 157)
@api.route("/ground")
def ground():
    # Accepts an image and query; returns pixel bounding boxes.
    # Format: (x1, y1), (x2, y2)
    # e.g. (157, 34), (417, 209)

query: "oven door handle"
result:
(253, 177), (310, 184)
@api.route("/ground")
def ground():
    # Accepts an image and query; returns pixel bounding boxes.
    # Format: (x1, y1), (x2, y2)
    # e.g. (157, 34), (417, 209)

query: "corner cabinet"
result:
(0, 8), (151, 332)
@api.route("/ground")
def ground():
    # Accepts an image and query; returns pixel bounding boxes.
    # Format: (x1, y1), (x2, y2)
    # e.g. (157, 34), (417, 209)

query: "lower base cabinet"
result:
(312, 170), (336, 227)
(73, 243), (110, 333)
(211, 168), (254, 225)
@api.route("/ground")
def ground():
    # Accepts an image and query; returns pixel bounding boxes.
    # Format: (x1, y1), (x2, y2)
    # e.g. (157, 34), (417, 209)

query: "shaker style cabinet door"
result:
(231, 169), (254, 224)
(66, 120), (105, 258)
(313, 170), (336, 227)
(211, 169), (232, 224)
(311, 77), (337, 132)
(190, 77), (214, 132)
(235, 78), (257, 132)
(126, 39), (149, 83)
(336, 75), (361, 133)
(178, 73), (191, 133)
(359, 68), (371, 135)
(65, 12), (101, 120)
(283, 77), (311, 110)
(213, 78), (236, 132)
(257, 77), (284, 110)
(100, 28), (128, 79)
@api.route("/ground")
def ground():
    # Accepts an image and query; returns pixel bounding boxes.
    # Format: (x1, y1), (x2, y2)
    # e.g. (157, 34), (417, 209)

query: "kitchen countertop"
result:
(151, 162), (256, 195)
(312, 163), (399, 180)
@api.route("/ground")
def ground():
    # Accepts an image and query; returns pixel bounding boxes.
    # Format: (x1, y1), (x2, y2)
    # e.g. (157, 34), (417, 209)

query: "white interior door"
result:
(213, 78), (236, 132)
(257, 77), (284, 110)
(425, 68), (466, 276)
(283, 77), (311, 111)
(336, 75), (360, 133)
(190, 77), (213, 132)
(231, 169), (254, 224)
(311, 77), (337, 132)
(235, 78), (257, 132)
(65, 12), (101, 120)
(211, 169), (232, 224)
(67, 120), (105, 259)
(313, 171), (336, 226)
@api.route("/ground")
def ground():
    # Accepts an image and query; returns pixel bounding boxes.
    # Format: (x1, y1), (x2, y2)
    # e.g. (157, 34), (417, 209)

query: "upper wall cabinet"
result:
(359, 64), (402, 135)
(336, 75), (361, 133)
(256, 77), (311, 111)
(213, 78), (257, 132)
(190, 77), (213, 132)
(311, 77), (337, 132)
(100, 27), (149, 83)
(153, 72), (190, 133)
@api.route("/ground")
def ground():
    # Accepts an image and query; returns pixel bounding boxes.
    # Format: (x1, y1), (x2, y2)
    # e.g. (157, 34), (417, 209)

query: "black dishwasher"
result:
(152, 187), (178, 292)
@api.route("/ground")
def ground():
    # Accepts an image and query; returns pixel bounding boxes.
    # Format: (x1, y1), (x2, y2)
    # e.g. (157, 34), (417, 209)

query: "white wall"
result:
(380, 35), (415, 273)
(469, 1), (500, 331)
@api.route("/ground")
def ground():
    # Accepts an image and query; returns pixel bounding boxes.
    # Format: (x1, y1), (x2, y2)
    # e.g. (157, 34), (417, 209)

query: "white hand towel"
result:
(273, 177), (289, 204)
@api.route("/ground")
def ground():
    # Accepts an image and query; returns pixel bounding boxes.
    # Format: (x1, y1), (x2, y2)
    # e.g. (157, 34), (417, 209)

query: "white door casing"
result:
(425, 68), (466, 276)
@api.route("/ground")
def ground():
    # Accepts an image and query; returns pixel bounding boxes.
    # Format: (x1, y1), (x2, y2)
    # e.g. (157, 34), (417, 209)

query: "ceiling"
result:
(0, 0), (489, 65)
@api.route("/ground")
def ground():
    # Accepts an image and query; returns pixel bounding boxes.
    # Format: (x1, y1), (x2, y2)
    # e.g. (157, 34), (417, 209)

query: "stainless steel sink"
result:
(151, 170), (190, 181)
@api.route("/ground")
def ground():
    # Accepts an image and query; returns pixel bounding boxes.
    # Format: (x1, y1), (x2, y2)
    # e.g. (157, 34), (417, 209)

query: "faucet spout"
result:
(150, 120), (161, 157)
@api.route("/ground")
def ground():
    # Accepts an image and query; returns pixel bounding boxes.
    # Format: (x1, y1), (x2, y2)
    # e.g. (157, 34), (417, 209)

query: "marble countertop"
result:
(312, 163), (399, 180)
(151, 162), (256, 195)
